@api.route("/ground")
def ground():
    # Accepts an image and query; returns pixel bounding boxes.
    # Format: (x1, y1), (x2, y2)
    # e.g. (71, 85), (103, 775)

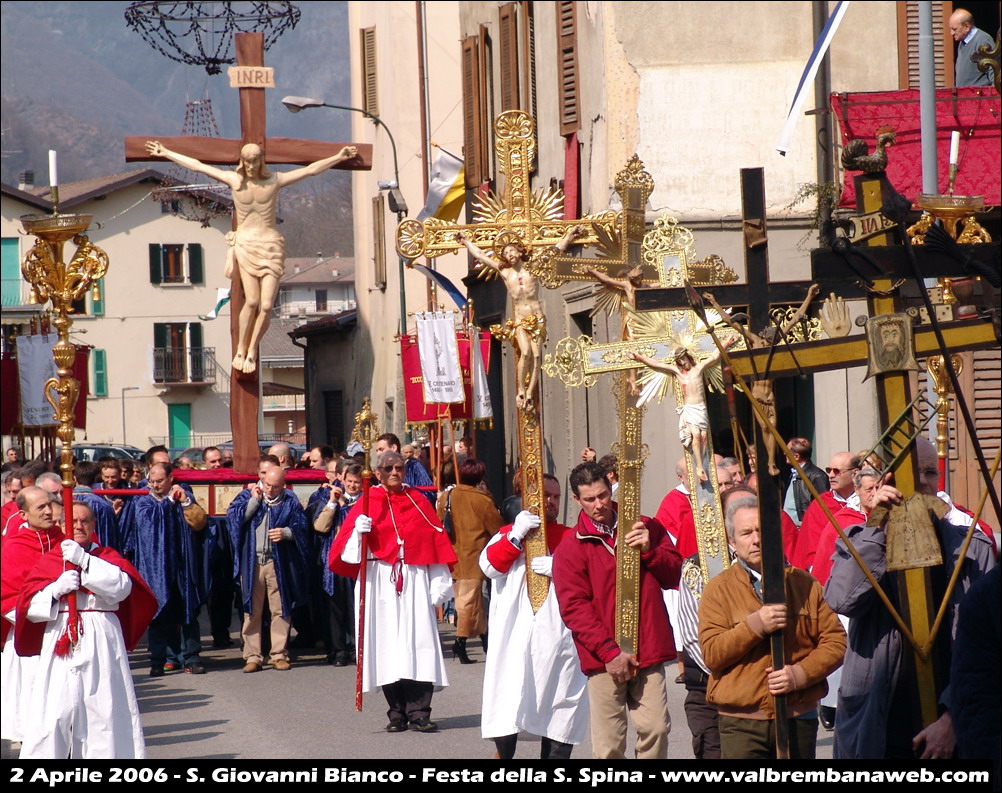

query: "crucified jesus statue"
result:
(702, 283), (820, 476)
(633, 336), (737, 482)
(457, 225), (586, 410)
(145, 140), (358, 374)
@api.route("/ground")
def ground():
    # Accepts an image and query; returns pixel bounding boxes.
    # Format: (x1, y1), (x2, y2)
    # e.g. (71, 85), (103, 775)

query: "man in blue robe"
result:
(126, 462), (208, 676)
(227, 464), (309, 672)
(312, 461), (362, 665)
(71, 461), (122, 552)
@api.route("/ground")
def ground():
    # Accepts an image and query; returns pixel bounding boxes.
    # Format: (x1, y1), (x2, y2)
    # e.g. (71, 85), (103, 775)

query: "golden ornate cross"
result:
(544, 216), (742, 652)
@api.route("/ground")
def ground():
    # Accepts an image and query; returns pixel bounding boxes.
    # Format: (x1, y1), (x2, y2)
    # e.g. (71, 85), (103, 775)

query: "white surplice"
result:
(342, 529), (452, 692)
(479, 534), (588, 744)
(0, 618), (38, 742)
(20, 550), (145, 759)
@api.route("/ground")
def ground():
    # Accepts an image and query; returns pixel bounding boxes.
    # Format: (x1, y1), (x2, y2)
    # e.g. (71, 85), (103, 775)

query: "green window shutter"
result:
(92, 349), (108, 397)
(91, 278), (104, 316)
(154, 322), (167, 349)
(149, 244), (163, 284)
(188, 243), (204, 284)
(189, 322), (203, 349)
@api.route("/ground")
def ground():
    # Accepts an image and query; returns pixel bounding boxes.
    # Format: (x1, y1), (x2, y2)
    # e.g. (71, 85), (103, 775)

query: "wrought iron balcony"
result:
(153, 347), (216, 385)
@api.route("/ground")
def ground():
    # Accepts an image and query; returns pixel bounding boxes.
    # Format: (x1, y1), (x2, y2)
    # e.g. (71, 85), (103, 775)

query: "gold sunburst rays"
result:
(629, 308), (743, 405)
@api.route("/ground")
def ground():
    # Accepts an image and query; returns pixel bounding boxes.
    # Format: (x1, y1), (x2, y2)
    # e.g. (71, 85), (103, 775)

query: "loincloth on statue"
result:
(225, 228), (285, 281)
(490, 313), (546, 344)
(676, 402), (708, 448)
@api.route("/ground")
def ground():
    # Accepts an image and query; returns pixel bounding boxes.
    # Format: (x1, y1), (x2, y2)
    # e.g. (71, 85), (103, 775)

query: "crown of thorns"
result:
(493, 231), (528, 259)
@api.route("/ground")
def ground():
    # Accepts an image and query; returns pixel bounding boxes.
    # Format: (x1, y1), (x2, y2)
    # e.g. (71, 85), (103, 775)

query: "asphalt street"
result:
(1, 614), (836, 761)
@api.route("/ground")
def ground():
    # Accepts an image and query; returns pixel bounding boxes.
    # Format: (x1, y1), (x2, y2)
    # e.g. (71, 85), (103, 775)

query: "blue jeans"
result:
(148, 593), (202, 668)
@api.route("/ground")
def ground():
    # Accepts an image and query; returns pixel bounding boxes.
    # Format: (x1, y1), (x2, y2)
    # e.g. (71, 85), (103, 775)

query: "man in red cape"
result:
(15, 501), (157, 759)
(329, 450), (456, 733)
(0, 486), (64, 742)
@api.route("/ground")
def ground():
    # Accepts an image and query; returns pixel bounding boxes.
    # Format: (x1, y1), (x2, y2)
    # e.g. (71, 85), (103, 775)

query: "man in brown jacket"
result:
(437, 458), (503, 663)
(698, 495), (845, 758)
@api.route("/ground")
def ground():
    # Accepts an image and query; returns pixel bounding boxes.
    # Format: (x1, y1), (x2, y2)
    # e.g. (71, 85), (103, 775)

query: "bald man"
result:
(950, 8), (994, 87)
(1, 487), (65, 742)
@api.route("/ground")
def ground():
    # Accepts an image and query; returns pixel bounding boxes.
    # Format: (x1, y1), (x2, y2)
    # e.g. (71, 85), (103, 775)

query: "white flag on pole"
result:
(470, 330), (493, 421)
(17, 335), (58, 427)
(416, 312), (464, 404)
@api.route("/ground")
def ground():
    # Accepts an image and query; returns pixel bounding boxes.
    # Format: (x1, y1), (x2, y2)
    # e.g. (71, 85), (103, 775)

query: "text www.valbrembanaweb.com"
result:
(653, 769), (988, 784)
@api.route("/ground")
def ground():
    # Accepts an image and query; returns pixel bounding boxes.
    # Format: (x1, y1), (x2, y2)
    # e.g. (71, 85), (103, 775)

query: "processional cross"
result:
(396, 110), (627, 611)
(125, 33), (372, 471)
(704, 169), (998, 742)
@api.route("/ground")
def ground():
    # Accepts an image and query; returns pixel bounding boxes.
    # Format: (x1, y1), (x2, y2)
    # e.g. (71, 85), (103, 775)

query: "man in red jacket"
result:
(553, 461), (682, 759)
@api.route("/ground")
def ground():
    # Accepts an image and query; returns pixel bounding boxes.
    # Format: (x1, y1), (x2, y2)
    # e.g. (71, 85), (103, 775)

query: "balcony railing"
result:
(263, 394), (305, 412)
(153, 347), (216, 385)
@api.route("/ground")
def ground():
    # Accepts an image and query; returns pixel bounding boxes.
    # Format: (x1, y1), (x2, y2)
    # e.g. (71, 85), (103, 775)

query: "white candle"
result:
(48, 150), (58, 187)
(949, 131), (960, 166)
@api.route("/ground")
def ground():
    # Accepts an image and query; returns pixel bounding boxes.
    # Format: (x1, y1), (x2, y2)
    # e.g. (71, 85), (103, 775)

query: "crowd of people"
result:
(0, 430), (997, 767)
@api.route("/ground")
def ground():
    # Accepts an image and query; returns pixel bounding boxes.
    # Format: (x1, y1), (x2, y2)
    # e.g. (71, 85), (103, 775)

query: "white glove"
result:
(355, 515), (372, 535)
(61, 539), (87, 568)
(510, 510), (540, 543)
(530, 555), (553, 577)
(52, 570), (80, 598)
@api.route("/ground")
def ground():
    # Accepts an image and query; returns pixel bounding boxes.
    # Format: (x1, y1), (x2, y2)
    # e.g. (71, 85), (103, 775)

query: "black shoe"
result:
(675, 673), (685, 685)
(408, 718), (438, 733)
(480, 633), (489, 653)
(819, 706), (836, 730)
(452, 637), (476, 664)
(333, 652), (349, 667)
(385, 719), (408, 733)
(149, 667), (165, 678)
(184, 662), (207, 675)
(212, 636), (234, 649)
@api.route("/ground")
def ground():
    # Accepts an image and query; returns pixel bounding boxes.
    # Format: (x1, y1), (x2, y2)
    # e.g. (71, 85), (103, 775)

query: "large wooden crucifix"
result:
(718, 172), (999, 739)
(395, 111), (637, 611)
(125, 33), (372, 472)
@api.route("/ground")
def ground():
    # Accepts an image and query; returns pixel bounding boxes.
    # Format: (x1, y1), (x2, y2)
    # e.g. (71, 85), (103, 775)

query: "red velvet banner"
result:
(400, 331), (492, 425)
(0, 345), (89, 434)
(832, 87), (1001, 208)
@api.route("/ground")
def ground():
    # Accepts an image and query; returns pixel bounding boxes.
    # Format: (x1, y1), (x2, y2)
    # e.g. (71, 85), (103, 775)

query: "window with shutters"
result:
(323, 390), (346, 451)
(557, 0), (580, 136)
(153, 321), (214, 385)
(462, 36), (486, 188)
(148, 243), (204, 286)
(315, 289), (328, 312)
(521, 1), (538, 125)
(499, 3), (520, 111)
(372, 194), (387, 291)
(480, 26), (496, 182)
(897, 2), (954, 88)
(91, 349), (108, 398)
(361, 27), (379, 117)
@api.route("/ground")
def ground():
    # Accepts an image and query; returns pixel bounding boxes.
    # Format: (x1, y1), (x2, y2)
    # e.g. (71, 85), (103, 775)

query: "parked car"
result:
(66, 444), (146, 462)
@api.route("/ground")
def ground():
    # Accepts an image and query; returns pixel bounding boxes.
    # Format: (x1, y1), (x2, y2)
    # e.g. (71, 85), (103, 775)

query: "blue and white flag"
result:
(775, 1), (850, 156)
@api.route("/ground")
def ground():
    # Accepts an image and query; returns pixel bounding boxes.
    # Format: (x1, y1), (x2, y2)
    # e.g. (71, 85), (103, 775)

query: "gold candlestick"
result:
(19, 213), (109, 488)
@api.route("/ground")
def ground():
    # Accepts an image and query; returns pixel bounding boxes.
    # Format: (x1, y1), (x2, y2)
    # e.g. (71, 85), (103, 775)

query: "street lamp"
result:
(121, 386), (139, 445)
(282, 95), (408, 334)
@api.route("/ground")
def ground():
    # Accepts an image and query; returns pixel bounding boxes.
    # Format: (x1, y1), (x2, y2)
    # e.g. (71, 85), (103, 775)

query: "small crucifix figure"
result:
(633, 336), (738, 482)
(457, 226), (586, 410)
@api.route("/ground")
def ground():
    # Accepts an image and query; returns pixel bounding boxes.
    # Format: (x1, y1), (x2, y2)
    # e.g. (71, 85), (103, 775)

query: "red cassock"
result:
(810, 505), (867, 586)
(654, 488), (696, 558)
(791, 490), (844, 570)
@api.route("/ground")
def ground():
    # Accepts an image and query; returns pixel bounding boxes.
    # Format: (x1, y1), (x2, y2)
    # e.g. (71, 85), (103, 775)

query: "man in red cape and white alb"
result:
(1, 486), (64, 743)
(480, 474), (588, 759)
(329, 451), (456, 733)
(15, 501), (157, 759)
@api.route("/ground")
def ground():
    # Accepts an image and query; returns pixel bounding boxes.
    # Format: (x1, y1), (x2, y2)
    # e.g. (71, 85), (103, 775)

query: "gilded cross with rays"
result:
(544, 218), (744, 609)
(395, 110), (626, 613)
(396, 110), (617, 265)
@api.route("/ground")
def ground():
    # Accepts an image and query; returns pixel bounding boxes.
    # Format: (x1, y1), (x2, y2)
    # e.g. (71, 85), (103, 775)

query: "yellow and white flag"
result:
(417, 146), (465, 222)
